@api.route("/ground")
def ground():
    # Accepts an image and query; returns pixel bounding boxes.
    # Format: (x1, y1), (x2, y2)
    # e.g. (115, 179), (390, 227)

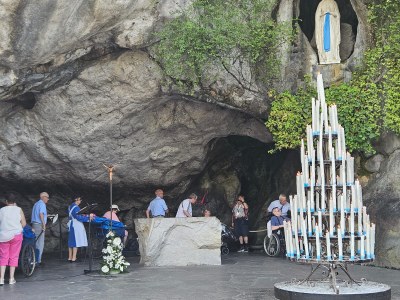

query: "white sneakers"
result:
(238, 245), (249, 252)
(0, 278), (15, 285)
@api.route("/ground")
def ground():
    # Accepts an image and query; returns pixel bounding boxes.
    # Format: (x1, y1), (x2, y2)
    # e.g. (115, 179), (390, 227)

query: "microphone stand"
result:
(78, 203), (98, 274)
(59, 218), (62, 259)
(85, 213), (93, 274)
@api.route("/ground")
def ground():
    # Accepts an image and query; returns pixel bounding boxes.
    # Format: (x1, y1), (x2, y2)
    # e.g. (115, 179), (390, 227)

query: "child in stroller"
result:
(221, 223), (239, 255)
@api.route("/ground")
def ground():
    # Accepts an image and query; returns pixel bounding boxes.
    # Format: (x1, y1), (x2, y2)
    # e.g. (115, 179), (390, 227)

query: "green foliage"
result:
(266, 82), (381, 154)
(325, 84), (381, 153)
(265, 84), (314, 152)
(267, 0), (400, 153)
(367, 0), (400, 135)
(154, 0), (293, 93)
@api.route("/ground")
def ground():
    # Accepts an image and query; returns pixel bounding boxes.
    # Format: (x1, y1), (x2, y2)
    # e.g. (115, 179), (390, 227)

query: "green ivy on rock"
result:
(153, 0), (293, 94)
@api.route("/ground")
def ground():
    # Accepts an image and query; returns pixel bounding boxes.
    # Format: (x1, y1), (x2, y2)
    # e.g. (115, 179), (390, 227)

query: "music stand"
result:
(77, 203), (98, 274)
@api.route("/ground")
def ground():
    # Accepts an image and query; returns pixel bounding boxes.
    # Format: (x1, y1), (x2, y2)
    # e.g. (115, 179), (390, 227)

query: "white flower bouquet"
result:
(100, 231), (130, 274)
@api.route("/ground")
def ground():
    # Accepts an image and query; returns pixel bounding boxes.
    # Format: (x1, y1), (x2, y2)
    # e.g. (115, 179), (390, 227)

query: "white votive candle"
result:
(326, 231), (332, 260)
(318, 210), (322, 236)
(312, 98), (316, 132)
(350, 234), (355, 260)
(371, 223), (375, 259)
(350, 203), (354, 235)
(360, 234), (365, 260)
(315, 225), (321, 260)
(338, 228), (343, 260)
(302, 218), (309, 258)
(307, 201), (312, 237)
(329, 200), (334, 235)
(366, 223), (371, 259)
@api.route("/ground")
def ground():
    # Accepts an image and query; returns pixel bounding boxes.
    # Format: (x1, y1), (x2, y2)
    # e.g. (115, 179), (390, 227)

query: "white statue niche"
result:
(315, 0), (341, 64)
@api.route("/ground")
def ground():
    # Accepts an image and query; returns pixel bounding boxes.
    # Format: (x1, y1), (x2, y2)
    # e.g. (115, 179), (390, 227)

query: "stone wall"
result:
(361, 132), (400, 268)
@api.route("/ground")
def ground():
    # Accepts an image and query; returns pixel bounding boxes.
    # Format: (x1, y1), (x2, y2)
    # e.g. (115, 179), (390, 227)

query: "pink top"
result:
(103, 211), (120, 222)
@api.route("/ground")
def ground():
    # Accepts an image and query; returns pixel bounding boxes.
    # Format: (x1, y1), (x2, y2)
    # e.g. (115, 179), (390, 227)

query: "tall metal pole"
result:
(109, 166), (113, 231)
(104, 165), (114, 231)
(103, 164), (115, 232)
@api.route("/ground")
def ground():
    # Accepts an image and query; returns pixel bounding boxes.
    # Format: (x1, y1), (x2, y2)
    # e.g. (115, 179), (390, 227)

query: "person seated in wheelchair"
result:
(267, 194), (291, 222)
(103, 205), (128, 247)
(270, 207), (289, 236)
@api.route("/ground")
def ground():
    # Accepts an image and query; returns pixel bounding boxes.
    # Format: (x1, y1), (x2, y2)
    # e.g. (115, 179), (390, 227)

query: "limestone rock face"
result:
(363, 133), (400, 268)
(0, 0), (144, 100)
(340, 23), (356, 61)
(0, 50), (270, 193)
(134, 217), (221, 266)
(374, 132), (400, 156)
(364, 154), (384, 173)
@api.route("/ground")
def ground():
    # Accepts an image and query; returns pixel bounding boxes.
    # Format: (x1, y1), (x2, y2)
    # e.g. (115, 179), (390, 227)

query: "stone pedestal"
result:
(312, 63), (346, 85)
(134, 217), (221, 266)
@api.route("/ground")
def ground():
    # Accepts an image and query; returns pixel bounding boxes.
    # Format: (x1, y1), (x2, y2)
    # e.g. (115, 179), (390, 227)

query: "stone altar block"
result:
(134, 217), (221, 266)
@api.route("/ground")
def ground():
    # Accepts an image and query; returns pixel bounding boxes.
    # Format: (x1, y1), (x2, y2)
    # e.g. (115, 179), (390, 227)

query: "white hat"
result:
(111, 204), (120, 211)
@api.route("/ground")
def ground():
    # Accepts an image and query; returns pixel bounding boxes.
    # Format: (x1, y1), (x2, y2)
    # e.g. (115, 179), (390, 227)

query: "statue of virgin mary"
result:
(315, 0), (341, 64)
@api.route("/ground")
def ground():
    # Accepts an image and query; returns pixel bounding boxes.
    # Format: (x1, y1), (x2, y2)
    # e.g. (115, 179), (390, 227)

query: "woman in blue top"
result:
(67, 197), (93, 262)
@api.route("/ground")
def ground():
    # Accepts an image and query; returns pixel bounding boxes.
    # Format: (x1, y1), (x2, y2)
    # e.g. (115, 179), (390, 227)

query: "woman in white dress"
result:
(67, 197), (93, 262)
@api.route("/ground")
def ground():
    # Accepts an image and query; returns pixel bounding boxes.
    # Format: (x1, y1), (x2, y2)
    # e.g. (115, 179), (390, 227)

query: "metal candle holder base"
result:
(274, 262), (391, 299)
(299, 262), (361, 293)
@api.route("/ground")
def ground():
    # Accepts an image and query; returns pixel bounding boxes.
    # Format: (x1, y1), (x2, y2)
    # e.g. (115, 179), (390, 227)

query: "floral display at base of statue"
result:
(100, 231), (130, 274)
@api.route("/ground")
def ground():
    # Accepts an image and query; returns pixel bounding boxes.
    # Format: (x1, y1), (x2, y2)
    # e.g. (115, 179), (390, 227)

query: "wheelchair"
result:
(263, 220), (286, 257)
(19, 226), (36, 277)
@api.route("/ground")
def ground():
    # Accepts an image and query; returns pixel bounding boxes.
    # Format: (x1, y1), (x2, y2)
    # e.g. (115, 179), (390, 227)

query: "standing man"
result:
(176, 193), (197, 218)
(232, 195), (249, 252)
(267, 194), (291, 219)
(31, 192), (49, 266)
(146, 189), (168, 218)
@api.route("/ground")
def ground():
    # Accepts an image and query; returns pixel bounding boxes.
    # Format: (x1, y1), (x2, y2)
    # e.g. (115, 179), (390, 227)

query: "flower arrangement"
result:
(100, 231), (130, 274)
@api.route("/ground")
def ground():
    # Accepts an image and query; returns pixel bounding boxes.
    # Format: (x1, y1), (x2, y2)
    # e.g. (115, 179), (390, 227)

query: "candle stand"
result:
(274, 74), (391, 299)
(291, 259), (373, 294)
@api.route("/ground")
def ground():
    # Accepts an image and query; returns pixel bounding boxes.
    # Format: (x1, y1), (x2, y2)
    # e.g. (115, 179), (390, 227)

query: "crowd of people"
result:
(0, 192), (128, 285)
(0, 189), (291, 285)
(146, 189), (292, 253)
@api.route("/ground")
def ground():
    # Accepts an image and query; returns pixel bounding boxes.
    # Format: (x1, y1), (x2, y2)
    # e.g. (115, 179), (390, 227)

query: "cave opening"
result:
(187, 136), (300, 234)
(13, 92), (37, 109)
(298, 0), (358, 62)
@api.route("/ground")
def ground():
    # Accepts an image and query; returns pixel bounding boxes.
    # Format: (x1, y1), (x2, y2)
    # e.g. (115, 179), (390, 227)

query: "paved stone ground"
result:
(1, 252), (399, 300)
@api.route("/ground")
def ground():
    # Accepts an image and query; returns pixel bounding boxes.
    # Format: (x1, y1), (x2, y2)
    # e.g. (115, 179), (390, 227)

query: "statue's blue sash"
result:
(323, 12), (331, 52)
